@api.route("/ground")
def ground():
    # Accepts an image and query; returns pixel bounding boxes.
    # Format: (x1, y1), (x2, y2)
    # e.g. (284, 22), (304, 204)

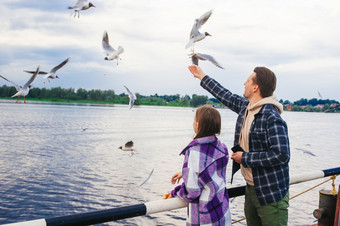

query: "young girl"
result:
(163, 105), (231, 225)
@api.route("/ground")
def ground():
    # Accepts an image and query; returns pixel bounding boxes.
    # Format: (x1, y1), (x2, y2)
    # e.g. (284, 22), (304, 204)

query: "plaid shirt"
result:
(201, 76), (290, 205)
(171, 136), (231, 226)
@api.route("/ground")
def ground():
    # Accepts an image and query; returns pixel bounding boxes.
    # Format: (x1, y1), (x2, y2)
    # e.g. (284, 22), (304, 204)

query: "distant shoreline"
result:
(1, 98), (339, 113)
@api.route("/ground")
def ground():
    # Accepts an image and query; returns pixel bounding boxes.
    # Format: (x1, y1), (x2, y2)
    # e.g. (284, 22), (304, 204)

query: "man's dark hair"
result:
(253, 67), (277, 98)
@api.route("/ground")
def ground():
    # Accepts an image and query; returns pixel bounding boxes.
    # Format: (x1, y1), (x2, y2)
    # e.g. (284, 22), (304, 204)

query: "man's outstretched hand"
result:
(188, 65), (206, 81)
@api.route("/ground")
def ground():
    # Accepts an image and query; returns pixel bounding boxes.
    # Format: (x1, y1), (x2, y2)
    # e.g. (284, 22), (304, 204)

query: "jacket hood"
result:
(247, 95), (283, 114)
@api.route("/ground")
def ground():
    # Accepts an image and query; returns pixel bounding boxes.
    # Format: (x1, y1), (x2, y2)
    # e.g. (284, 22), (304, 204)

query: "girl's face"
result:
(193, 115), (199, 134)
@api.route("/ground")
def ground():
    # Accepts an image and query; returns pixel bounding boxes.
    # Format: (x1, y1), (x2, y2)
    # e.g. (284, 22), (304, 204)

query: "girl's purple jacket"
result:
(171, 136), (232, 226)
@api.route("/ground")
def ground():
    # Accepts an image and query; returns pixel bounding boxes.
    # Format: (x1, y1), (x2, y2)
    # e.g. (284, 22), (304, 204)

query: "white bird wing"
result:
(23, 66), (40, 89)
(116, 46), (124, 55)
(50, 57), (70, 74)
(74, 0), (87, 9)
(195, 53), (224, 69)
(0, 75), (21, 92)
(124, 85), (136, 109)
(139, 169), (154, 187)
(189, 10), (213, 38)
(102, 31), (116, 56)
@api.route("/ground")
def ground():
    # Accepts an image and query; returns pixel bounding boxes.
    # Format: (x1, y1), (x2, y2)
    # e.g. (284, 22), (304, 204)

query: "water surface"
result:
(0, 101), (339, 225)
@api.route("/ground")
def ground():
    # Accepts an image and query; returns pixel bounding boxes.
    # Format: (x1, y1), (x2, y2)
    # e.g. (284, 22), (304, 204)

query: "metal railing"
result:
(3, 167), (340, 226)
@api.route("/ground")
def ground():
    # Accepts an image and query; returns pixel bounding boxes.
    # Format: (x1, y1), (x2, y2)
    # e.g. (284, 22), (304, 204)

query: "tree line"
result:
(0, 85), (214, 107)
(0, 85), (338, 111)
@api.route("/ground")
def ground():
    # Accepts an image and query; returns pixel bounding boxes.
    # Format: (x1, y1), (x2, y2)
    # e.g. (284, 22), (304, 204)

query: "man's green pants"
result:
(244, 184), (289, 226)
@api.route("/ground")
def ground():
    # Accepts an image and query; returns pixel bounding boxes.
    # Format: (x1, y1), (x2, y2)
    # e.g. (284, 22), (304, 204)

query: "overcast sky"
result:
(0, 0), (339, 101)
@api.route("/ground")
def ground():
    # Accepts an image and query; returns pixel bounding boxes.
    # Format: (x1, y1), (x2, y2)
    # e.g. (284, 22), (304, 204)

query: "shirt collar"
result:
(180, 135), (217, 155)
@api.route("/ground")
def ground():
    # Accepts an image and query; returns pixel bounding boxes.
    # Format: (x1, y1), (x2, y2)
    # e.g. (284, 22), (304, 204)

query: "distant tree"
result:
(28, 88), (40, 98)
(190, 94), (208, 107)
(76, 88), (88, 100)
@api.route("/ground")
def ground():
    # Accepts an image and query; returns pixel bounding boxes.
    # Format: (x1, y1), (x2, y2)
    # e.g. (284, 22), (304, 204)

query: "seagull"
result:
(0, 66), (40, 103)
(81, 127), (88, 132)
(118, 141), (135, 156)
(295, 148), (316, 157)
(318, 91), (323, 99)
(185, 10), (213, 49)
(124, 85), (136, 109)
(189, 52), (224, 69)
(102, 31), (124, 65)
(68, 0), (95, 18)
(24, 57), (70, 82)
(139, 169), (154, 187)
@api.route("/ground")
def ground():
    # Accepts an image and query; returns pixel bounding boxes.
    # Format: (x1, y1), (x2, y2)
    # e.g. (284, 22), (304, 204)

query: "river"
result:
(0, 100), (339, 225)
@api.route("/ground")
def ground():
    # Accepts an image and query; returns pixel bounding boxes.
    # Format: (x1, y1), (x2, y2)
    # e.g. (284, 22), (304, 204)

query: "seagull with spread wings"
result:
(185, 10), (213, 49)
(0, 66), (40, 103)
(189, 52), (224, 69)
(24, 57), (70, 82)
(102, 31), (124, 65)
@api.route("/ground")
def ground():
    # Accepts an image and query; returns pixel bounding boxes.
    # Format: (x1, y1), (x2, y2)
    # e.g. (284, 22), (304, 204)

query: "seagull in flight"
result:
(0, 66), (40, 103)
(69, 0), (95, 18)
(189, 52), (224, 69)
(185, 10), (213, 49)
(124, 85), (136, 109)
(24, 57), (70, 83)
(102, 31), (124, 65)
(295, 148), (316, 157)
(118, 141), (135, 156)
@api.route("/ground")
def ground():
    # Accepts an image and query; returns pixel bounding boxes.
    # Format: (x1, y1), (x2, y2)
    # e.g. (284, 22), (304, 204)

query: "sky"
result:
(0, 0), (339, 102)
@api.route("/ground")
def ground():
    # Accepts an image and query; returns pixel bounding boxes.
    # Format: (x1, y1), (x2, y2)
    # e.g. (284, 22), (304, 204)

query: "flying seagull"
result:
(318, 91), (323, 99)
(0, 66), (40, 103)
(189, 52), (224, 69)
(185, 10), (213, 49)
(81, 127), (88, 132)
(295, 148), (316, 157)
(102, 31), (124, 65)
(24, 57), (70, 82)
(118, 141), (135, 156)
(69, 0), (95, 18)
(139, 169), (154, 187)
(124, 85), (136, 109)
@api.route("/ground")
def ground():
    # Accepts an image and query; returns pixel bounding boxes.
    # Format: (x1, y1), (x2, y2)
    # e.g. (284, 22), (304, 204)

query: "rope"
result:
(231, 176), (337, 224)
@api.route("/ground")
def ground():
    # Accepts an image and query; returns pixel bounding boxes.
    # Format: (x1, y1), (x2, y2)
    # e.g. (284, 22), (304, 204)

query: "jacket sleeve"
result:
(200, 75), (248, 114)
(171, 149), (204, 203)
(242, 113), (290, 168)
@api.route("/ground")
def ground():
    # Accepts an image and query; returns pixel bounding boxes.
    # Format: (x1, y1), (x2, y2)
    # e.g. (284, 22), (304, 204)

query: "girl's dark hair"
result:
(253, 67), (277, 98)
(194, 105), (221, 139)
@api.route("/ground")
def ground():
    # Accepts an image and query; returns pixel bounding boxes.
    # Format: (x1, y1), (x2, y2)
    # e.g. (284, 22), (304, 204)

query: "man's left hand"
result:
(231, 151), (243, 164)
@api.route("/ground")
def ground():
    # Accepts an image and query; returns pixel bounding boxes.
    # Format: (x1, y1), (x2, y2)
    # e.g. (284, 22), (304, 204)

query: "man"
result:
(188, 65), (290, 226)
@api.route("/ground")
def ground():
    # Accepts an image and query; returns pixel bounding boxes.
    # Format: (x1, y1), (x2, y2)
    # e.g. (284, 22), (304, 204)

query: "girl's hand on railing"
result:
(171, 172), (182, 184)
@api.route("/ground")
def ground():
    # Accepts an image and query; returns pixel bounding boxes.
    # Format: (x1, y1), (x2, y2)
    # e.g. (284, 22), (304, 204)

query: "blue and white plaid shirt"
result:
(201, 75), (290, 205)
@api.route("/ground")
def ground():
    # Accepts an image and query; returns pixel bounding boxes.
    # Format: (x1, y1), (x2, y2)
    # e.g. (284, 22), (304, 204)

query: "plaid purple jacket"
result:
(171, 136), (231, 226)
(201, 76), (290, 205)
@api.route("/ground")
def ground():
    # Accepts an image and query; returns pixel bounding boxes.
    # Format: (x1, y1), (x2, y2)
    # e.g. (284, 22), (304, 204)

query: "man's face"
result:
(243, 72), (257, 99)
